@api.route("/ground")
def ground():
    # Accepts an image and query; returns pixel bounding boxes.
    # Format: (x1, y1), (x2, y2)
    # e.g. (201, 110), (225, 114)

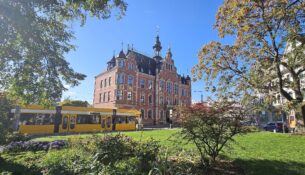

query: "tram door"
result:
(101, 116), (112, 131)
(61, 114), (76, 133)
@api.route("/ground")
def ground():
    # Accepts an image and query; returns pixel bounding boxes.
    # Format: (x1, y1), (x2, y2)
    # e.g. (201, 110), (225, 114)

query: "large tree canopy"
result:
(193, 0), (305, 121)
(0, 0), (127, 105)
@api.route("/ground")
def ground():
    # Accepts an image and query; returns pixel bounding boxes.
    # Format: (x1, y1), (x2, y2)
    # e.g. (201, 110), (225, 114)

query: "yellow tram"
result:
(11, 105), (141, 135)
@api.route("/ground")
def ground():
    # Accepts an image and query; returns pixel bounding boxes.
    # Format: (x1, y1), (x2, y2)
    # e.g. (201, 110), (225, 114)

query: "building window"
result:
(182, 89), (186, 96)
(160, 80), (164, 91)
(99, 93), (102, 102)
(160, 110), (163, 120)
(116, 90), (123, 100)
(149, 95), (153, 104)
(148, 110), (152, 119)
(127, 92), (132, 101)
(174, 98), (178, 105)
(104, 79), (107, 87)
(103, 92), (106, 102)
(174, 84), (179, 95)
(119, 60), (125, 68)
(148, 80), (153, 89)
(166, 97), (170, 105)
(128, 75), (133, 86)
(160, 97), (163, 105)
(117, 73), (125, 84)
(109, 77), (111, 86)
(128, 63), (133, 70)
(141, 109), (145, 119)
(140, 79), (145, 88)
(166, 81), (172, 93)
(108, 91), (111, 101)
(100, 80), (103, 88)
(140, 94), (145, 104)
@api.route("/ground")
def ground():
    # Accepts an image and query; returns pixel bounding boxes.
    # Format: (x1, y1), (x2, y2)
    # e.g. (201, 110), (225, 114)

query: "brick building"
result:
(93, 35), (192, 125)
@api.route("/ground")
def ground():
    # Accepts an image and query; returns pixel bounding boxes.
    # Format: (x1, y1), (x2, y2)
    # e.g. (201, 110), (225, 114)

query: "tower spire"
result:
(153, 34), (162, 56)
(166, 47), (172, 59)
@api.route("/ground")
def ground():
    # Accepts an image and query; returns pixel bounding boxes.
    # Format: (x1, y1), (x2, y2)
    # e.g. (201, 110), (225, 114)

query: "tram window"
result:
(127, 116), (135, 124)
(62, 116), (68, 129)
(41, 114), (54, 125)
(20, 113), (54, 125)
(77, 115), (101, 124)
(101, 119), (106, 128)
(20, 113), (36, 125)
(107, 117), (111, 128)
(114, 116), (130, 124)
(93, 115), (101, 124)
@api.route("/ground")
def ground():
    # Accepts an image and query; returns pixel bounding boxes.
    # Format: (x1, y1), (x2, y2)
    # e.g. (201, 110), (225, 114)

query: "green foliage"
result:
(60, 98), (90, 107)
(176, 101), (248, 169)
(3, 132), (31, 145)
(91, 134), (160, 174)
(0, 0), (127, 106)
(41, 148), (92, 175)
(0, 93), (14, 145)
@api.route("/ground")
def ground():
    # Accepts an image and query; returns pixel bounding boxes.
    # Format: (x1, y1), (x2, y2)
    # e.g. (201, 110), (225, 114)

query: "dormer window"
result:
(118, 60), (125, 68)
(128, 63), (133, 70)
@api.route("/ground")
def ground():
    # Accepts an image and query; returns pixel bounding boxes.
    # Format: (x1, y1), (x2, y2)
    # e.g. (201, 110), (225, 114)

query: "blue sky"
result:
(63, 0), (226, 103)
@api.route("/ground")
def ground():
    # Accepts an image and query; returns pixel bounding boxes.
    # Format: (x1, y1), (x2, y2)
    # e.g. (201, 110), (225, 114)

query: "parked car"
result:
(263, 122), (289, 133)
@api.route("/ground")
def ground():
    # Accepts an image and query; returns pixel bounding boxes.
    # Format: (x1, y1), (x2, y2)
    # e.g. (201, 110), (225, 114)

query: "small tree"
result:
(175, 101), (248, 169)
(60, 98), (90, 107)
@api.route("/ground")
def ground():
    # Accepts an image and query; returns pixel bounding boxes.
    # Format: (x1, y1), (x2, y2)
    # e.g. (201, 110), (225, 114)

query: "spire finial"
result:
(153, 31), (162, 56)
(166, 46), (172, 58)
(121, 42), (124, 50)
(156, 25), (160, 36)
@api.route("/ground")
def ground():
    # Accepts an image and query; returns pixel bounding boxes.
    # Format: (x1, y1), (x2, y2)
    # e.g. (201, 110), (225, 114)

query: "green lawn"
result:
(6, 129), (305, 175)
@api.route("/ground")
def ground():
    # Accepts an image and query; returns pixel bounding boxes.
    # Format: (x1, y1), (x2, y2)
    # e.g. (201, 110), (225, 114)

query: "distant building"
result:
(93, 35), (192, 125)
(257, 41), (305, 123)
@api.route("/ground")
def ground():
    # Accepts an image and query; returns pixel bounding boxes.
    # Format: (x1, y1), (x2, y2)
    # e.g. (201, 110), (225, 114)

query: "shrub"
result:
(135, 138), (160, 172)
(41, 148), (92, 175)
(92, 134), (136, 166)
(175, 100), (249, 169)
(91, 134), (161, 174)
(4, 132), (31, 144)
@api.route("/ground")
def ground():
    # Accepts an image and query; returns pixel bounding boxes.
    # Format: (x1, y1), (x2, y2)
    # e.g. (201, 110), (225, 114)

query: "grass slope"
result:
(13, 130), (305, 175)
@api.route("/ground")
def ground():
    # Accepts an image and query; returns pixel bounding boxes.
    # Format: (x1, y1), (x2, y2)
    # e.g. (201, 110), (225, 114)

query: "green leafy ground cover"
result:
(1, 129), (305, 175)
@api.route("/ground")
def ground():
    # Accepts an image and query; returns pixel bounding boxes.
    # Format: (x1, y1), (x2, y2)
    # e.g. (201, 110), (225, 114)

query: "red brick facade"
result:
(93, 36), (192, 125)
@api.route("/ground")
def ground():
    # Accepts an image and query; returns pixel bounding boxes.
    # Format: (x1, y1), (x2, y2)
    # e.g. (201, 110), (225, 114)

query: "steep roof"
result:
(127, 50), (157, 75)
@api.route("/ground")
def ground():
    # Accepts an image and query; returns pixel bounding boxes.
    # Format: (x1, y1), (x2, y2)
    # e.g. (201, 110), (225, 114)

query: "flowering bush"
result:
(3, 140), (67, 153)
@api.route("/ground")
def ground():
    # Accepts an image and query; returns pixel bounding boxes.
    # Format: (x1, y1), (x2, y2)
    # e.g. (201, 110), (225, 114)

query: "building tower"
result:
(153, 35), (162, 56)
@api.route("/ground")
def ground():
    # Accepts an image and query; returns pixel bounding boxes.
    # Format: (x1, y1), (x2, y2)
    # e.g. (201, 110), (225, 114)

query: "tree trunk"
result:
(301, 105), (305, 126)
